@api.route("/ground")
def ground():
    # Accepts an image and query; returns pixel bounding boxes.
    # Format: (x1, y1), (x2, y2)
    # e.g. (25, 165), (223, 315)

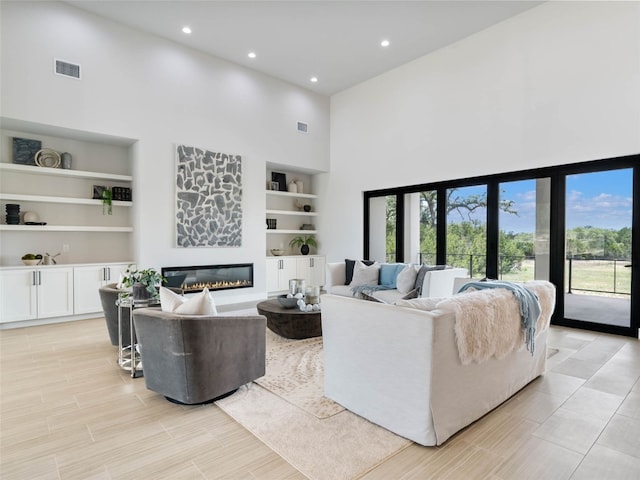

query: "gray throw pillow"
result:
(414, 265), (446, 297)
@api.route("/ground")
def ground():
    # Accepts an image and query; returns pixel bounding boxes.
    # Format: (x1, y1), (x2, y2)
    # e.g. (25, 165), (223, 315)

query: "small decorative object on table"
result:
(289, 278), (306, 296)
(277, 294), (298, 309)
(270, 248), (285, 256)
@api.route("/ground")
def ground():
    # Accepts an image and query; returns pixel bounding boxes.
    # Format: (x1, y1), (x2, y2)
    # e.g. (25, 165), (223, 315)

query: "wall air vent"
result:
(297, 121), (308, 133)
(54, 58), (81, 79)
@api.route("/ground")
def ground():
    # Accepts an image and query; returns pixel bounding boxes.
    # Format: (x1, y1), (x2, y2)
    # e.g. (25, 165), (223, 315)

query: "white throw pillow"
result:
(396, 264), (419, 293)
(160, 287), (218, 315)
(349, 261), (380, 287)
(395, 297), (444, 311)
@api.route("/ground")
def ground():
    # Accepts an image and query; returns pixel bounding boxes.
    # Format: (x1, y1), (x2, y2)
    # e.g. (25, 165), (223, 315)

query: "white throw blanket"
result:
(437, 281), (555, 365)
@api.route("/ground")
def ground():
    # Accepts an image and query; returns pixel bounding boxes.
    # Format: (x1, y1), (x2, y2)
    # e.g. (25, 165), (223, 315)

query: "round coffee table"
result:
(257, 299), (322, 339)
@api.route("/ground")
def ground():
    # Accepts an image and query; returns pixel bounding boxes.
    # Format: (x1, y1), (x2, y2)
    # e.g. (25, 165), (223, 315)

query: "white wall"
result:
(0, 1), (329, 304)
(320, 0), (640, 263)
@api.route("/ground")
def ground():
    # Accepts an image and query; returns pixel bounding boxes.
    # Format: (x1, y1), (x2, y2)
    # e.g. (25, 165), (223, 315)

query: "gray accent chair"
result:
(99, 283), (129, 346)
(132, 308), (267, 405)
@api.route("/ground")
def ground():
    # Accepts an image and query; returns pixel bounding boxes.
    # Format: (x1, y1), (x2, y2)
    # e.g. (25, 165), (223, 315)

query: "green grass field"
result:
(499, 259), (631, 296)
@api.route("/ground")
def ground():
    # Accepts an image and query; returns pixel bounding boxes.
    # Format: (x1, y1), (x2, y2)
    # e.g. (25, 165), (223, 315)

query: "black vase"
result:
(301, 244), (310, 255)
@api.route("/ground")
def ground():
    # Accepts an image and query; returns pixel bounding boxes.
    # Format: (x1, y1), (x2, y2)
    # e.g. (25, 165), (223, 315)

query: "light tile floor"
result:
(1, 319), (639, 479)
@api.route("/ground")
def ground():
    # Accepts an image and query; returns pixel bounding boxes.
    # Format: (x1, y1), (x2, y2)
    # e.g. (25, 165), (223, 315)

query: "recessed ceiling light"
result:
(381, 39), (390, 47)
(182, 26), (192, 34)
(248, 52), (257, 59)
(310, 77), (318, 83)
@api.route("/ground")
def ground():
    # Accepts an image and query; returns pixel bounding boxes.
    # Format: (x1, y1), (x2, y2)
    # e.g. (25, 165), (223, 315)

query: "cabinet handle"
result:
(32, 271), (37, 286)
(38, 271), (42, 286)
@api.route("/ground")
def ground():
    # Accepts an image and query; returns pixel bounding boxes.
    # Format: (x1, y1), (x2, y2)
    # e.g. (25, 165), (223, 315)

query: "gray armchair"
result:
(132, 308), (266, 405)
(99, 283), (129, 346)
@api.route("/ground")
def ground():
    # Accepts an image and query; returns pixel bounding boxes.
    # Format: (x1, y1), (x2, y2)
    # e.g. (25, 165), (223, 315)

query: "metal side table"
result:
(117, 293), (159, 378)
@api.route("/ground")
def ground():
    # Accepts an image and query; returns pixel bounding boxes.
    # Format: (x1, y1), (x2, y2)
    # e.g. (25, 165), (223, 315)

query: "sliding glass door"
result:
(563, 169), (633, 329)
(367, 195), (397, 263)
(446, 185), (487, 277)
(498, 178), (551, 282)
(364, 155), (638, 338)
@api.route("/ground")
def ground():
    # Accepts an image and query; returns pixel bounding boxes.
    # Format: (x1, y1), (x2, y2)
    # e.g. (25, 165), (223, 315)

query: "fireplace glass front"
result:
(161, 263), (253, 293)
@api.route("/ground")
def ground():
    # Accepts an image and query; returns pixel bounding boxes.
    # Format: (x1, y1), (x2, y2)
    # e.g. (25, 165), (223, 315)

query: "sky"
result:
(448, 168), (633, 233)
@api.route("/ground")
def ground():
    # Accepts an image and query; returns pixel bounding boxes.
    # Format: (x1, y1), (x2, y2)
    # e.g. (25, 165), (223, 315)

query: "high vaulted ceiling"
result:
(66, 1), (544, 96)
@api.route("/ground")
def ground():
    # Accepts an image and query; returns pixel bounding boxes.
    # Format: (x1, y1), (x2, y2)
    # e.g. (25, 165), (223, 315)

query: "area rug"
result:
(215, 328), (411, 480)
(216, 382), (411, 480)
(255, 330), (344, 418)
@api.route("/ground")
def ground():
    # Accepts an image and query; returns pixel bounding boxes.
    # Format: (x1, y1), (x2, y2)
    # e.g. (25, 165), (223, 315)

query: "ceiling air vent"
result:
(297, 121), (308, 134)
(54, 58), (81, 79)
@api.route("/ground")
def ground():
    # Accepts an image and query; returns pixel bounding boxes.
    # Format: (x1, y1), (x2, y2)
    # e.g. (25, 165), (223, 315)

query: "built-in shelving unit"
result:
(265, 190), (318, 236)
(0, 117), (135, 265)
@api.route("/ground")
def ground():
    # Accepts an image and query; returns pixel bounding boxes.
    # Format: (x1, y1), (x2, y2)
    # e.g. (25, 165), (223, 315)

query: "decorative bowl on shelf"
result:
(22, 259), (39, 266)
(277, 295), (298, 309)
(270, 249), (285, 256)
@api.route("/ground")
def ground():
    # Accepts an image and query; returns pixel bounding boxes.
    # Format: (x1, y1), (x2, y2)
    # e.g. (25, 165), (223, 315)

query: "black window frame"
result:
(363, 154), (639, 338)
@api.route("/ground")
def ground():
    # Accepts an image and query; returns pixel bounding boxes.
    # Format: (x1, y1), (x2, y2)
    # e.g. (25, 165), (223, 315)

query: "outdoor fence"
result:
(388, 252), (632, 296)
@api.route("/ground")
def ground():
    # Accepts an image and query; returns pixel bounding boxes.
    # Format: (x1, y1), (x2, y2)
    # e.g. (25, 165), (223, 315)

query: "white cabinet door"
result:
(73, 264), (128, 315)
(296, 257), (311, 284)
(295, 256), (325, 287)
(37, 268), (74, 319)
(266, 258), (298, 292)
(309, 256), (326, 287)
(73, 266), (108, 315)
(0, 269), (38, 323)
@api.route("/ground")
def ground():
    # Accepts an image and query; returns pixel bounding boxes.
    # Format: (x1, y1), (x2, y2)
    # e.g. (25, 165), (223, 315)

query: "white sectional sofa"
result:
(325, 261), (468, 303)
(321, 280), (555, 446)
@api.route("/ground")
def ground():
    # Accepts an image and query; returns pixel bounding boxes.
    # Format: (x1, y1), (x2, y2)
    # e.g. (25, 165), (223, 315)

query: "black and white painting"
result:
(175, 145), (242, 247)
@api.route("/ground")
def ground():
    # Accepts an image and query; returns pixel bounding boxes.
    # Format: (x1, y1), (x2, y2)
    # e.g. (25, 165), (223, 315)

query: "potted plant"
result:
(101, 188), (113, 215)
(120, 264), (165, 302)
(289, 235), (318, 255)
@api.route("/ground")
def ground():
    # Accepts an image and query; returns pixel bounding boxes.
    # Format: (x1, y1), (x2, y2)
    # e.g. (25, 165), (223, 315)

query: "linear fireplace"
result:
(161, 263), (253, 293)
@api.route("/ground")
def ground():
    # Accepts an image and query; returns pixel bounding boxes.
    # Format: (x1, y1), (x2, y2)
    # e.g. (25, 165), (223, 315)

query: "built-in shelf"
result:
(0, 193), (132, 207)
(265, 190), (317, 200)
(267, 229), (317, 235)
(266, 209), (317, 216)
(0, 225), (133, 232)
(0, 163), (133, 182)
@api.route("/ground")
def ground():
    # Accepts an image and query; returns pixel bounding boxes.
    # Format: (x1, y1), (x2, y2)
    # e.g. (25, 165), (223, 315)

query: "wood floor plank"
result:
(1, 318), (639, 480)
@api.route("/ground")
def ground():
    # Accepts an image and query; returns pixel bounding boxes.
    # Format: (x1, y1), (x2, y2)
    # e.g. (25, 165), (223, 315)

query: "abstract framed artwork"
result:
(175, 145), (242, 247)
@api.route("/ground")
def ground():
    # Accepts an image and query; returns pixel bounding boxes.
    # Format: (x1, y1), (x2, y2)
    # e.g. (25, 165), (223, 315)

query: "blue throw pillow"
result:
(379, 263), (405, 288)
